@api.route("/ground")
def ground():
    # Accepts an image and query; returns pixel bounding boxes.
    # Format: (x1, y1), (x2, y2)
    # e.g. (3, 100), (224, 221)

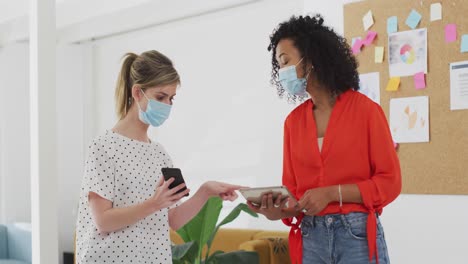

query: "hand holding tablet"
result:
(239, 186), (298, 208)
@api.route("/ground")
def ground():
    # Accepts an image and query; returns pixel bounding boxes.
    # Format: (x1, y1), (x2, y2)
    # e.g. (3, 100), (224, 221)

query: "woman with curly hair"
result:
(248, 15), (401, 264)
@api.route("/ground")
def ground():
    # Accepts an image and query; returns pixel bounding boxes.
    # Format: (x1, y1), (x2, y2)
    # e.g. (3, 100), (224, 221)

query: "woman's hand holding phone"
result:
(149, 177), (190, 211)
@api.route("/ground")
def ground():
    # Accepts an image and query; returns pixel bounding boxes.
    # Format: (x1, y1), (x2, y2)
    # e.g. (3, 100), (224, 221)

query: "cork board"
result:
(344, 0), (468, 194)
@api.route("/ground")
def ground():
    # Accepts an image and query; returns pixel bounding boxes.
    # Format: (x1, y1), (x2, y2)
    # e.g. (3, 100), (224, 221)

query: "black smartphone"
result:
(161, 168), (189, 197)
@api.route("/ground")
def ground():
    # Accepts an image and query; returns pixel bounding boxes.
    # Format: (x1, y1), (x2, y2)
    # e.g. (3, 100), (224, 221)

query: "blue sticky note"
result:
(461, 35), (468, 53)
(387, 16), (398, 34)
(406, 9), (422, 29)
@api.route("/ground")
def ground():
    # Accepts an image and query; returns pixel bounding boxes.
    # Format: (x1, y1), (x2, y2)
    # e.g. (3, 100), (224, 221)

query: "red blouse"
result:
(281, 90), (401, 264)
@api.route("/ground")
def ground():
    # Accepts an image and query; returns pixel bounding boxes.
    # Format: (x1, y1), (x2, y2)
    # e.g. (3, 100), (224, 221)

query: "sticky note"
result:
(352, 37), (361, 46)
(406, 9), (422, 29)
(430, 3), (442, 21)
(462, 35), (468, 53)
(386, 77), (400, 91)
(352, 39), (363, 54)
(375, 46), (384, 63)
(363, 31), (377, 46)
(387, 16), (398, 34)
(363, 10), (374, 31)
(414, 72), (426, 90)
(445, 24), (457, 43)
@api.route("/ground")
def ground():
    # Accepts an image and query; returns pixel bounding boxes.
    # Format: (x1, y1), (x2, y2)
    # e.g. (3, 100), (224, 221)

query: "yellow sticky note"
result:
(386, 77), (400, 91)
(375, 46), (384, 63)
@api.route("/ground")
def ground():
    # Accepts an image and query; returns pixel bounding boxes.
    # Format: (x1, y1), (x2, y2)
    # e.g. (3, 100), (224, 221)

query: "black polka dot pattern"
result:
(75, 130), (177, 263)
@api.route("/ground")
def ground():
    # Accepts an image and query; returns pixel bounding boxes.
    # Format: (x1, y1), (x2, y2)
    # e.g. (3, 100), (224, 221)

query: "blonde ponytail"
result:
(115, 53), (138, 120)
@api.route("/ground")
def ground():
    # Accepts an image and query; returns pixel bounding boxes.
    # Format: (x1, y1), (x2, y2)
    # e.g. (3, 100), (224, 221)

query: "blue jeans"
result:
(301, 213), (390, 264)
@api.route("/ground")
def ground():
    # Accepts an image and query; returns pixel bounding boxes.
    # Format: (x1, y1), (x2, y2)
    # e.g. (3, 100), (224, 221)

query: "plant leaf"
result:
(171, 241), (199, 262)
(205, 250), (224, 264)
(176, 197), (223, 261)
(218, 203), (258, 227)
(205, 203), (258, 259)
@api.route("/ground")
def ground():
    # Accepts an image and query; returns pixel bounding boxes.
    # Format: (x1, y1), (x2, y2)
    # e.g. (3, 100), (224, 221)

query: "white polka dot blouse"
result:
(76, 130), (178, 264)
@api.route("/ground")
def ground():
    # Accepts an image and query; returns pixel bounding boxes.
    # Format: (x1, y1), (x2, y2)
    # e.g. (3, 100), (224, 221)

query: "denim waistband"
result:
(301, 212), (377, 228)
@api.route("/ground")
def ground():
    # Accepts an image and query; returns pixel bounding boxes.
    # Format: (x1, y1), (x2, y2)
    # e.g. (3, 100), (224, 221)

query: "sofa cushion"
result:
(250, 231), (290, 264)
(0, 225), (8, 258)
(171, 228), (263, 253)
(210, 228), (263, 253)
(239, 235), (291, 264)
(170, 228), (290, 264)
(238, 240), (271, 264)
(252, 230), (288, 240)
(6, 224), (31, 263)
(0, 260), (29, 264)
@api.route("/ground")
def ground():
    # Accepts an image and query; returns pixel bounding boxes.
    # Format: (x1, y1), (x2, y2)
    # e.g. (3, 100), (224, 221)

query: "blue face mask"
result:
(278, 58), (309, 97)
(137, 89), (172, 127)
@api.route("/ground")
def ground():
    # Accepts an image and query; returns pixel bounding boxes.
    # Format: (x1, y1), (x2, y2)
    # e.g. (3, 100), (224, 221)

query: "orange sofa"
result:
(170, 228), (290, 264)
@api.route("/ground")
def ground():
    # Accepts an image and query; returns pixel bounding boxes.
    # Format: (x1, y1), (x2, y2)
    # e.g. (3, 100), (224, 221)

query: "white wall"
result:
(91, 0), (302, 231)
(0, 58), (3, 223)
(0, 43), (91, 261)
(305, 1), (468, 263)
(56, 44), (92, 258)
(303, 0), (363, 36)
(0, 0), (28, 24)
(0, 107), (3, 223)
(0, 43), (31, 224)
(0, 0), (152, 26)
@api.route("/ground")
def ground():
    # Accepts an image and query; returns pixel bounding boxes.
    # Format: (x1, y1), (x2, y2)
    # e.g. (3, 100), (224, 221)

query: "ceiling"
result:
(0, 0), (260, 45)
(0, 0), (152, 25)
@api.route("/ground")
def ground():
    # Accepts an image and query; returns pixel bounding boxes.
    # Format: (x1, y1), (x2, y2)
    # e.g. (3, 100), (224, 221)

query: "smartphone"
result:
(239, 186), (297, 207)
(161, 168), (189, 197)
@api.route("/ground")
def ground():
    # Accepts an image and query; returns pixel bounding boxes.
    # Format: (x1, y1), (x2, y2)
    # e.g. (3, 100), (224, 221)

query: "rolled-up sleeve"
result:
(357, 104), (402, 211)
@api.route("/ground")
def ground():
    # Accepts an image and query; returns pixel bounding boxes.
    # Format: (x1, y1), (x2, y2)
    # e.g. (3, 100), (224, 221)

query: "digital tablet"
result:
(239, 186), (297, 206)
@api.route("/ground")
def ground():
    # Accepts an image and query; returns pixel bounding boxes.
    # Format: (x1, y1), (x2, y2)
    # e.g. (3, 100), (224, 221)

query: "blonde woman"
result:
(76, 50), (241, 263)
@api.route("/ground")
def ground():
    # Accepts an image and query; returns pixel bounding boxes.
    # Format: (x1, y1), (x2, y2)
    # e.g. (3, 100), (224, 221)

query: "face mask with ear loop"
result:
(136, 88), (172, 127)
(278, 58), (312, 97)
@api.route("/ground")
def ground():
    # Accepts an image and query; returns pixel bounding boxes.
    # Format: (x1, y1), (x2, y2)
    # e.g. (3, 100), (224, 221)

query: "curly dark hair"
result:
(268, 14), (360, 102)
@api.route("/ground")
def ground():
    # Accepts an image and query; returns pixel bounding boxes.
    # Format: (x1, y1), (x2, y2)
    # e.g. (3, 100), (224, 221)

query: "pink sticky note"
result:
(363, 31), (378, 46)
(445, 24), (457, 43)
(352, 40), (363, 54)
(414, 72), (426, 90)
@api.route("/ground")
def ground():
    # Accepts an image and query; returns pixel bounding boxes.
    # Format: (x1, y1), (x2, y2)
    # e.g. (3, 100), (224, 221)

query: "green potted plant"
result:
(172, 197), (259, 264)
